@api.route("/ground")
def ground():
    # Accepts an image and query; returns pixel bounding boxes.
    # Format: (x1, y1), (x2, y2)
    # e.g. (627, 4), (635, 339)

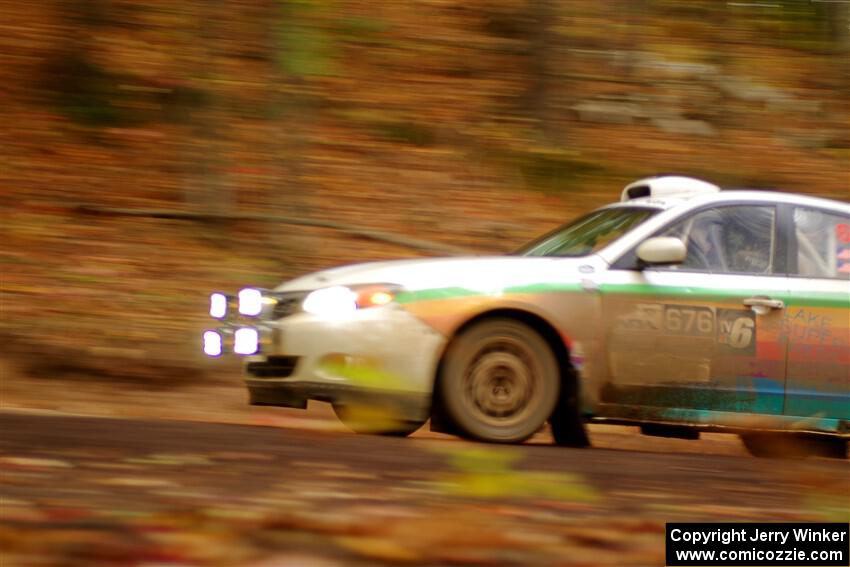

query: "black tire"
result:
(740, 433), (848, 459)
(332, 403), (423, 437)
(439, 318), (560, 443)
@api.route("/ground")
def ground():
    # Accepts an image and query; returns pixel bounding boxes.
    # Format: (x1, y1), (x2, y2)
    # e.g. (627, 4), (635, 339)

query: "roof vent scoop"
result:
(621, 175), (721, 202)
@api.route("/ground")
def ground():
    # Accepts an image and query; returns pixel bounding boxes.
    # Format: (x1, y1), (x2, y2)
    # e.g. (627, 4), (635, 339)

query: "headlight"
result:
(210, 293), (228, 319)
(302, 284), (400, 317)
(302, 286), (358, 317)
(203, 330), (223, 356)
(238, 288), (264, 316)
(234, 327), (259, 355)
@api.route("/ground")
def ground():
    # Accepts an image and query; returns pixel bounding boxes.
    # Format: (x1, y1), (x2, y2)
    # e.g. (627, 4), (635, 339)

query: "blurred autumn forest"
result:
(1, 0), (849, 395)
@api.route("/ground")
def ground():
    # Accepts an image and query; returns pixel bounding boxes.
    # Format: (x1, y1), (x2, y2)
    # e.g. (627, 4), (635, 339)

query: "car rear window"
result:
(793, 207), (850, 279)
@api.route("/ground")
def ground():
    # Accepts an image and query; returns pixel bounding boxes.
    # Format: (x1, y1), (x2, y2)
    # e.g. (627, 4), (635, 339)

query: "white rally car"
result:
(204, 176), (849, 457)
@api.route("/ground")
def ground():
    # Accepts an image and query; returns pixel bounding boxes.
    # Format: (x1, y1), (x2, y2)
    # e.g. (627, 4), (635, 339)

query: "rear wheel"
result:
(439, 318), (560, 443)
(332, 403), (424, 437)
(740, 433), (848, 459)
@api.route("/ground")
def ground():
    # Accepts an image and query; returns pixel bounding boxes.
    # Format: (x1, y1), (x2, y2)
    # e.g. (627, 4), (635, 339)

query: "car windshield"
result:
(516, 207), (658, 257)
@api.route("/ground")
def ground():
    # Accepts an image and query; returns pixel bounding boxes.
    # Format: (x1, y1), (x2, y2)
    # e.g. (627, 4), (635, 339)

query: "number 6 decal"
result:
(727, 317), (754, 349)
(716, 309), (757, 354)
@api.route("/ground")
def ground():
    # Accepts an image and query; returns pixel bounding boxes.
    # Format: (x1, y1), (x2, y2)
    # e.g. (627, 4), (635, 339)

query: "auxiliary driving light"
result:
(234, 327), (260, 355)
(203, 330), (223, 357)
(238, 288), (263, 316)
(210, 293), (227, 319)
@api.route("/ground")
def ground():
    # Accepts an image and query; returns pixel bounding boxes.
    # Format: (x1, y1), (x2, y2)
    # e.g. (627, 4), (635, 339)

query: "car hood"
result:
(274, 256), (600, 293)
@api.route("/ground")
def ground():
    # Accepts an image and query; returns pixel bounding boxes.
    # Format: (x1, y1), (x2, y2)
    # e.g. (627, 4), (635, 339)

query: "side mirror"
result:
(636, 237), (686, 267)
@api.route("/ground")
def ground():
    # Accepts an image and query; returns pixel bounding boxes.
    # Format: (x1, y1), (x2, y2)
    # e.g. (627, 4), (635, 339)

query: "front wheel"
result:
(439, 318), (560, 443)
(332, 403), (424, 437)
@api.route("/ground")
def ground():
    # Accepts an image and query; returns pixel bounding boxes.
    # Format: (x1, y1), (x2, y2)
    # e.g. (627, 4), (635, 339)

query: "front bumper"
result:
(242, 303), (447, 419)
(247, 381), (432, 422)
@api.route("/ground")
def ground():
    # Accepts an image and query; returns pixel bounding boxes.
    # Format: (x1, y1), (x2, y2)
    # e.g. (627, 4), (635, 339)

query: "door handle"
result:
(743, 297), (784, 315)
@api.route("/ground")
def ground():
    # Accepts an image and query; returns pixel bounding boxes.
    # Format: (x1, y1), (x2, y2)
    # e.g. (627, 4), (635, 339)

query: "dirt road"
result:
(1, 411), (847, 566)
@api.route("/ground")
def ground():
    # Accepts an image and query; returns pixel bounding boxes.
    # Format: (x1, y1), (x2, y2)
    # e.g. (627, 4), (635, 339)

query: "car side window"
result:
(792, 207), (850, 279)
(658, 205), (776, 274)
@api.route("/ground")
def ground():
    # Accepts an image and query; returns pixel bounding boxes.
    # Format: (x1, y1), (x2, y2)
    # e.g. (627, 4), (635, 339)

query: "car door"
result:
(598, 203), (788, 416)
(783, 205), (850, 421)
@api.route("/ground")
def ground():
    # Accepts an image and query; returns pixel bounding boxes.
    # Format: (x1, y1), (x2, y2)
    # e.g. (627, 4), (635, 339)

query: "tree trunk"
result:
(527, 0), (557, 143)
(186, 0), (232, 220)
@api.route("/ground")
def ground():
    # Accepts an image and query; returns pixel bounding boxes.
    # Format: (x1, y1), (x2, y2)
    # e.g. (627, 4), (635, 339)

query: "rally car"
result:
(204, 175), (849, 458)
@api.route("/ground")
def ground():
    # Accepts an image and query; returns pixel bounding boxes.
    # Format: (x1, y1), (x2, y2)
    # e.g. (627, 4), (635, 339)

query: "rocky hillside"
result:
(2, 0), (848, 383)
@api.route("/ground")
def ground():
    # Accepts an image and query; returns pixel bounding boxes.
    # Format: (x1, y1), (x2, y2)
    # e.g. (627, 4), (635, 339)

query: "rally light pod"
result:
(210, 293), (228, 319)
(203, 330), (223, 357)
(238, 288), (264, 317)
(234, 327), (260, 355)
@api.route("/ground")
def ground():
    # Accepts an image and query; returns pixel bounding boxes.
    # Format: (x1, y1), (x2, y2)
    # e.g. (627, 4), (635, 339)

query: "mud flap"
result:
(550, 371), (590, 447)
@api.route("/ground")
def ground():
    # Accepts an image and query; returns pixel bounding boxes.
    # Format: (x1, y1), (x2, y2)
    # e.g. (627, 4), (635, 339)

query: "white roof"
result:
(620, 175), (721, 203)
